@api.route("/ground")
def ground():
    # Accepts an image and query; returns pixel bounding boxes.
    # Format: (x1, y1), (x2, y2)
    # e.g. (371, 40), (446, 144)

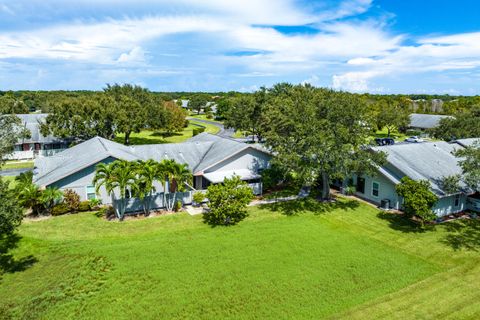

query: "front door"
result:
(357, 177), (365, 194)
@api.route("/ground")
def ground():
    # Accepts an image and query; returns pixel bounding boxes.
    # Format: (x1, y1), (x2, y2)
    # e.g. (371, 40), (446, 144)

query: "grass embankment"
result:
(2, 198), (479, 318)
(114, 120), (220, 145)
(1, 161), (34, 170)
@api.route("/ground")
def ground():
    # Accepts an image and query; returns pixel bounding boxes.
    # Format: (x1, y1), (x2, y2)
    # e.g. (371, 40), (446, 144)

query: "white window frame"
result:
(86, 185), (96, 200)
(372, 181), (380, 198)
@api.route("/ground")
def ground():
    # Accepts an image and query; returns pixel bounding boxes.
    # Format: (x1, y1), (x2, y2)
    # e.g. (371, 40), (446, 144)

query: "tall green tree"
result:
(224, 88), (267, 142)
(188, 95), (209, 115)
(159, 159), (192, 211)
(0, 115), (30, 164)
(40, 94), (117, 141)
(455, 141), (480, 192)
(430, 107), (480, 141)
(260, 84), (386, 199)
(0, 178), (24, 237)
(373, 99), (410, 136)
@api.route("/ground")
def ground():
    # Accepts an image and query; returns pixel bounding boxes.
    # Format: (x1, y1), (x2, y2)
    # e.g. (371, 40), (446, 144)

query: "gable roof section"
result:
(372, 141), (467, 196)
(34, 133), (270, 187)
(409, 113), (453, 129)
(454, 138), (480, 148)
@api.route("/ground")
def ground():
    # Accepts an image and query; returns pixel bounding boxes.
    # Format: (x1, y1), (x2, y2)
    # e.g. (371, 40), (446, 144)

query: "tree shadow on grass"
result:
(0, 234), (37, 278)
(261, 197), (359, 216)
(441, 219), (480, 251)
(150, 131), (183, 138)
(376, 212), (434, 234)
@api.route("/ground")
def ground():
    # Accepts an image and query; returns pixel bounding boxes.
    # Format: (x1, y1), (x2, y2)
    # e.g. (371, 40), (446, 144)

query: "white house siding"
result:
(48, 158), (117, 203)
(433, 194), (468, 216)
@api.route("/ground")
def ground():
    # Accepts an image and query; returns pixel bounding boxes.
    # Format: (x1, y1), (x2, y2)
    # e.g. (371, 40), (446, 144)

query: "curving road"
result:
(187, 117), (235, 139)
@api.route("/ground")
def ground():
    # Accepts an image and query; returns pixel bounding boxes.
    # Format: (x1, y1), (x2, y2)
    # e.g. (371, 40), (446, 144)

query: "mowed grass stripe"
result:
(0, 200), (439, 319)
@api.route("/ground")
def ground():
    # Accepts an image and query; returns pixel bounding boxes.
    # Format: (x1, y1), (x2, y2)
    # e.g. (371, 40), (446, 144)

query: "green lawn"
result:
(2, 198), (479, 319)
(372, 127), (407, 141)
(1, 161), (34, 170)
(2, 176), (17, 189)
(114, 120), (220, 145)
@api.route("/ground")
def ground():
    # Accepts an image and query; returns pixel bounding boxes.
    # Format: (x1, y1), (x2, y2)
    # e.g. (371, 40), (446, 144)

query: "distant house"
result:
(33, 133), (271, 212)
(9, 114), (69, 160)
(409, 113), (454, 131)
(350, 139), (479, 217)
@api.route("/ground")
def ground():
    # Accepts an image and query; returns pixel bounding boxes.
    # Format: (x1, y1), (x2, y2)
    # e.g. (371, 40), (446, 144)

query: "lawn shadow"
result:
(441, 219), (480, 251)
(262, 197), (359, 216)
(150, 131), (183, 138)
(376, 211), (434, 233)
(0, 234), (37, 278)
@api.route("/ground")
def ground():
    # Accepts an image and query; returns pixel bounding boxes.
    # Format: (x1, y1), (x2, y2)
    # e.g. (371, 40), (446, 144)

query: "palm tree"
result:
(110, 160), (137, 220)
(15, 171), (33, 188)
(159, 160), (192, 211)
(41, 187), (63, 215)
(133, 159), (158, 216)
(18, 183), (43, 215)
(93, 162), (116, 205)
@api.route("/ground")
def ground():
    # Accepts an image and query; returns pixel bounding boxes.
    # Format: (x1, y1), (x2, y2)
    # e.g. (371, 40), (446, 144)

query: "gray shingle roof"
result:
(454, 138), (480, 148)
(373, 141), (468, 195)
(34, 133), (261, 187)
(409, 113), (453, 129)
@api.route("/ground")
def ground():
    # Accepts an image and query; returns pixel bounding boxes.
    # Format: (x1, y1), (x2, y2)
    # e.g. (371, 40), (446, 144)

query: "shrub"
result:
(78, 201), (91, 212)
(89, 198), (102, 210)
(192, 192), (205, 205)
(174, 200), (182, 212)
(206, 112), (214, 119)
(203, 175), (254, 226)
(51, 203), (70, 216)
(192, 126), (206, 136)
(343, 185), (356, 195)
(396, 177), (438, 227)
(63, 189), (80, 212)
(261, 165), (285, 191)
(96, 206), (115, 218)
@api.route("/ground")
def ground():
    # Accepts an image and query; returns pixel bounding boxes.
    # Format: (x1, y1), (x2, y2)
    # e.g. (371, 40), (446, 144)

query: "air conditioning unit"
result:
(380, 199), (390, 210)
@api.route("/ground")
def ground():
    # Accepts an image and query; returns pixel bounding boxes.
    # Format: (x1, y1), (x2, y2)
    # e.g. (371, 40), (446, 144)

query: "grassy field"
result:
(1, 161), (34, 170)
(114, 120), (220, 145)
(1, 197), (479, 319)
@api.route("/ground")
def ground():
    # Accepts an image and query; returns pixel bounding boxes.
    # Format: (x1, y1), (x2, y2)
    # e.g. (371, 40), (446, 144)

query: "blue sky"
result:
(0, 0), (479, 94)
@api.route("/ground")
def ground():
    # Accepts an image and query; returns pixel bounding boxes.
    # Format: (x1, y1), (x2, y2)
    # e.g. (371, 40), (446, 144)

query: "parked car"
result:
(405, 136), (424, 143)
(375, 138), (395, 146)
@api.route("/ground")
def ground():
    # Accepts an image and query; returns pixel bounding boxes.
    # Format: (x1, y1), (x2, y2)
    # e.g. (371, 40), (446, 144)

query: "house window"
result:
(454, 194), (461, 207)
(372, 182), (380, 198)
(86, 185), (96, 200)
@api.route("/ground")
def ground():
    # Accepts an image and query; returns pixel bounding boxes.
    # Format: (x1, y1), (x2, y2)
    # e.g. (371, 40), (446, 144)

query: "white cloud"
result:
(117, 46), (147, 65)
(0, 4), (14, 15)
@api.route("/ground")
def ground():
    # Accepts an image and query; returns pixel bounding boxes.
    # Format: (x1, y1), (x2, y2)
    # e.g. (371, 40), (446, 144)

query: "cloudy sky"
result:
(1, 0), (479, 94)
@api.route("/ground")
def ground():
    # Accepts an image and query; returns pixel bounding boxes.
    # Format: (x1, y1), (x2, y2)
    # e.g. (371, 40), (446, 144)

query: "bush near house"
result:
(204, 175), (254, 226)
(63, 189), (80, 212)
(395, 177), (438, 226)
(51, 203), (70, 216)
(78, 201), (91, 212)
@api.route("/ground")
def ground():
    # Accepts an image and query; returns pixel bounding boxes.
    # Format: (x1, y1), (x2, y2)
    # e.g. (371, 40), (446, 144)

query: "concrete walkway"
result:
(184, 205), (205, 216)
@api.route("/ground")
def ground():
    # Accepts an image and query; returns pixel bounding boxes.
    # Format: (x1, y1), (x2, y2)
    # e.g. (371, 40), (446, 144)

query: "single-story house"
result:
(9, 114), (69, 160)
(33, 133), (271, 212)
(350, 139), (479, 217)
(409, 113), (454, 131)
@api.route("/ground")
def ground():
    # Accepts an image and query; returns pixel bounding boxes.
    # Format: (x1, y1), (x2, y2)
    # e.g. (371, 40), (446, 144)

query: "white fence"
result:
(6, 149), (67, 160)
